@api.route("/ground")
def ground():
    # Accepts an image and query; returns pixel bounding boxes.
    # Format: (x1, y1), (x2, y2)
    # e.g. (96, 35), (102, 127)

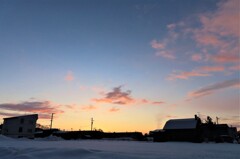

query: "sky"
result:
(0, 0), (239, 133)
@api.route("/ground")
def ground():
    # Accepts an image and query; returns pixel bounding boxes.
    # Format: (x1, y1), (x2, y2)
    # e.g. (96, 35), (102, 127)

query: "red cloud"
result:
(188, 79), (240, 99)
(92, 86), (135, 105)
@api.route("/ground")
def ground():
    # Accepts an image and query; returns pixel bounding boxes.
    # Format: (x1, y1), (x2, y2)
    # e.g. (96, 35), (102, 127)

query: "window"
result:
(19, 127), (23, 133)
(29, 120), (33, 124)
(20, 118), (24, 124)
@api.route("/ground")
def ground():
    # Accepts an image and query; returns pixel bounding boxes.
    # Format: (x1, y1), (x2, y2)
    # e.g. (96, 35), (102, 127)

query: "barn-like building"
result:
(2, 114), (38, 138)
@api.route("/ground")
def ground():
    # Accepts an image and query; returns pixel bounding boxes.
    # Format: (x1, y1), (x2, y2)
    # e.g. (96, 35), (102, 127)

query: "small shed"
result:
(2, 114), (38, 138)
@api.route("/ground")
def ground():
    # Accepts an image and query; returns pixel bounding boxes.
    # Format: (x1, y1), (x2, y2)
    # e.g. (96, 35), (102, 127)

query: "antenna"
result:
(50, 113), (54, 130)
(91, 118), (94, 131)
(197, 112), (201, 118)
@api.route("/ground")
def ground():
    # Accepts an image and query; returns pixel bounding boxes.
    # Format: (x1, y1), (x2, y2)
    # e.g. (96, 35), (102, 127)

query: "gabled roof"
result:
(3, 114), (38, 120)
(163, 118), (198, 130)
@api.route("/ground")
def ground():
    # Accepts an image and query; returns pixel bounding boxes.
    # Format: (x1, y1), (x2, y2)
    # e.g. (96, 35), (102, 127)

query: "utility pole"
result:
(216, 116), (219, 124)
(91, 118), (94, 131)
(50, 113), (54, 130)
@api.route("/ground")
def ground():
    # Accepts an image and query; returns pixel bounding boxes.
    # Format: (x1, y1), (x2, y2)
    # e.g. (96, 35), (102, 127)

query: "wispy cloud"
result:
(92, 86), (135, 105)
(155, 51), (176, 60)
(229, 64), (240, 71)
(151, 40), (166, 49)
(211, 53), (240, 63)
(150, 23), (178, 60)
(193, 0), (240, 63)
(138, 99), (165, 105)
(198, 65), (225, 72)
(109, 107), (120, 112)
(0, 101), (64, 119)
(167, 71), (210, 80)
(65, 71), (74, 81)
(167, 65), (226, 81)
(152, 0), (239, 65)
(81, 105), (97, 110)
(152, 101), (165, 105)
(0, 112), (22, 117)
(191, 53), (202, 62)
(188, 79), (240, 99)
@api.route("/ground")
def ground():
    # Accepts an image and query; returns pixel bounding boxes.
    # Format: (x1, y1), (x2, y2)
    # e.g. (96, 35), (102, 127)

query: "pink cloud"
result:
(155, 51), (176, 60)
(151, 40), (165, 49)
(0, 100), (64, 119)
(92, 86), (135, 105)
(194, 33), (224, 47)
(211, 53), (240, 63)
(140, 99), (149, 104)
(191, 53), (202, 62)
(137, 99), (165, 105)
(229, 65), (240, 71)
(167, 23), (176, 30)
(109, 107), (120, 112)
(65, 71), (74, 81)
(81, 105), (97, 110)
(188, 79), (240, 99)
(193, 0), (240, 63)
(152, 101), (165, 105)
(198, 65), (225, 72)
(64, 104), (77, 110)
(151, 23), (179, 60)
(167, 71), (210, 80)
(199, 0), (239, 38)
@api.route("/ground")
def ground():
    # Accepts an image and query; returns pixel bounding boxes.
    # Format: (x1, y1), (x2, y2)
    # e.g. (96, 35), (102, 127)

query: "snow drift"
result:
(0, 136), (239, 159)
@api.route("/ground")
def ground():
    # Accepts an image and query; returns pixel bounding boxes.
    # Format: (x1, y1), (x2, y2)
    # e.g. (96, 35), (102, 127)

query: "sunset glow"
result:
(0, 0), (239, 133)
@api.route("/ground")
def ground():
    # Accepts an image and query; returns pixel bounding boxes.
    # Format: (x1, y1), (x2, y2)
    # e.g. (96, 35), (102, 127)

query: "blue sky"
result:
(0, 0), (239, 132)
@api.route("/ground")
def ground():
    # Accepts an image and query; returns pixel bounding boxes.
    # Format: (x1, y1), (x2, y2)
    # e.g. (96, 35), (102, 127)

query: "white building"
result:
(2, 114), (38, 138)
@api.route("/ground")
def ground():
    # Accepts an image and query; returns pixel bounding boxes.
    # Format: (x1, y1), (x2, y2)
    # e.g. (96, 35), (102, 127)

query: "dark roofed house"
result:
(163, 118), (199, 130)
(151, 115), (202, 142)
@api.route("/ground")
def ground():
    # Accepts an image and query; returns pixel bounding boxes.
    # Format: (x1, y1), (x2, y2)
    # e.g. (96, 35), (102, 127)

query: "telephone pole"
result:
(91, 118), (94, 131)
(216, 116), (219, 124)
(50, 113), (54, 130)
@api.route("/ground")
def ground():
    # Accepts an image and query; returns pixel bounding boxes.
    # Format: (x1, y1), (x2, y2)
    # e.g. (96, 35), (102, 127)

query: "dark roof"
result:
(3, 114), (38, 120)
(163, 118), (198, 130)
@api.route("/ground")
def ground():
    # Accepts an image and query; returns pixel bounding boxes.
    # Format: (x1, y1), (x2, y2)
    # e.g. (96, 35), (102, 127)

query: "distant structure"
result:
(1, 114), (38, 138)
(150, 115), (238, 143)
(91, 118), (94, 131)
(150, 115), (202, 142)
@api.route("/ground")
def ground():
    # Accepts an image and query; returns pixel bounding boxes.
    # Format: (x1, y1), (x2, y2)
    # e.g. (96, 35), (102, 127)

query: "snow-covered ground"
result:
(0, 135), (239, 159)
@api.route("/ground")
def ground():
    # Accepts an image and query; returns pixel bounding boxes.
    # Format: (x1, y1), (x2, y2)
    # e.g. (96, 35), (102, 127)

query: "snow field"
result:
(0, 135), (239, 159)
